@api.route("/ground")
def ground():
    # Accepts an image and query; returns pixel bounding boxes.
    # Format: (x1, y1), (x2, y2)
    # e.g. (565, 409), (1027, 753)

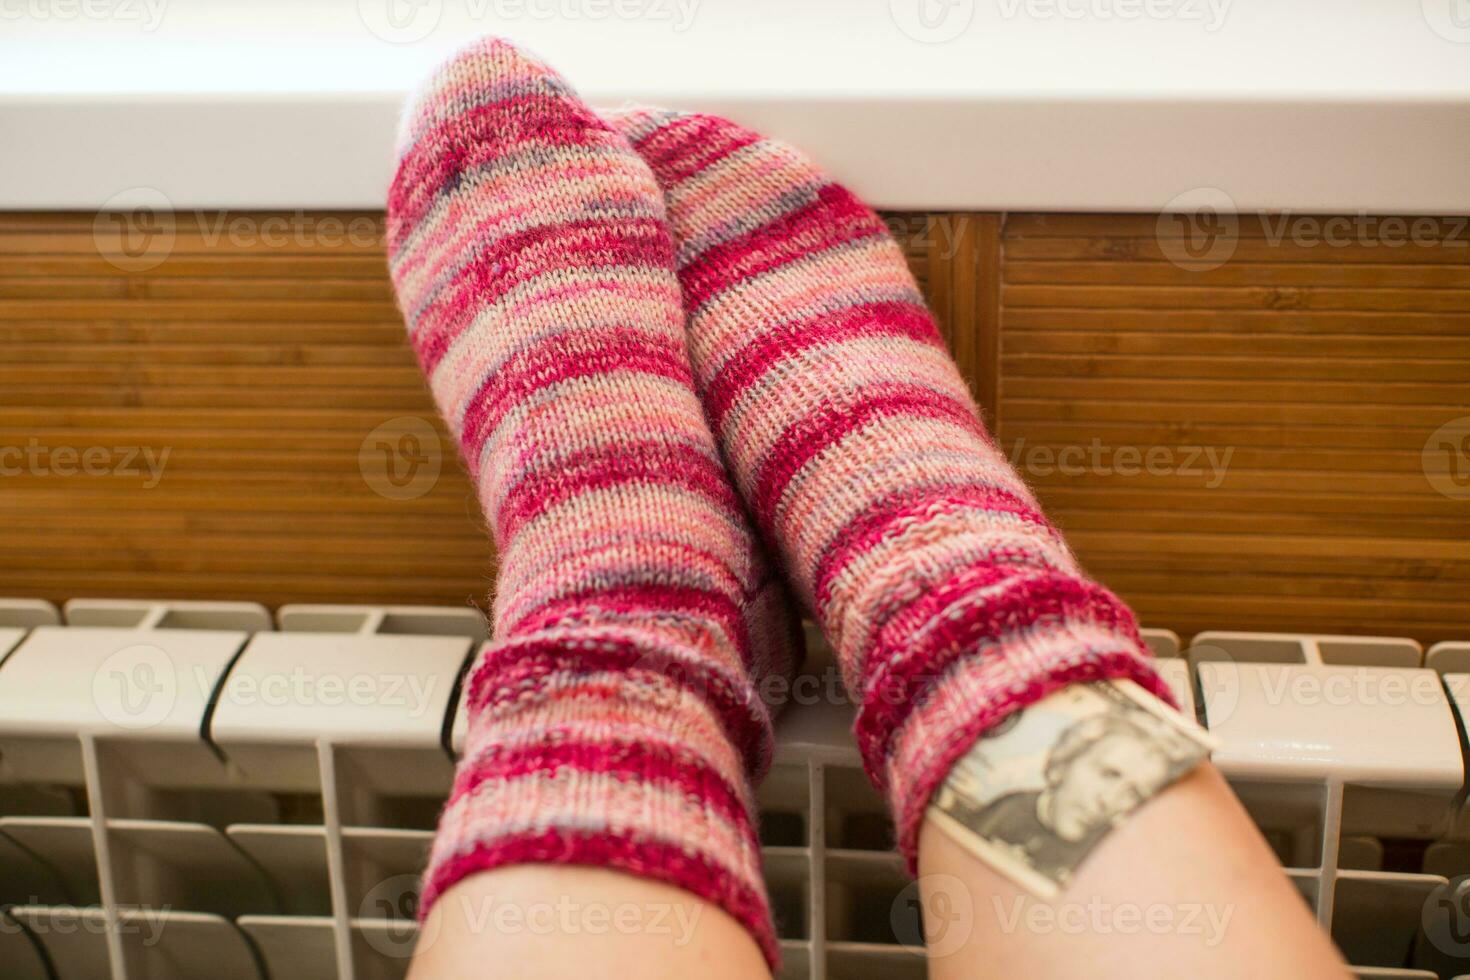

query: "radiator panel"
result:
(1, 601), (1468, 978)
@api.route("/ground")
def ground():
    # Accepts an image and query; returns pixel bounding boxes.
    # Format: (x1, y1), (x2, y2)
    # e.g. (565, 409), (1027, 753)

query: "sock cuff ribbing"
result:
(423, 632), (779, 965)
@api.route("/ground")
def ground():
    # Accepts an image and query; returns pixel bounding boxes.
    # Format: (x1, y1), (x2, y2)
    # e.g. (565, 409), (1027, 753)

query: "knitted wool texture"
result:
(610, 107), (1175, 870)
(386, 41), (799, 967)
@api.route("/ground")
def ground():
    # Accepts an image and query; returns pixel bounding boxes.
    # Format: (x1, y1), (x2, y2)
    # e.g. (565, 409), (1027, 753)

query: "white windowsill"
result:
(1, 1), (1468, 212)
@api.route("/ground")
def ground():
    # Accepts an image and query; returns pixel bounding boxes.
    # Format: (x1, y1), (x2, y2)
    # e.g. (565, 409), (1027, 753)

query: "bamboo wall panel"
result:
(0, 211), (995, 615)
(997, 214), (1470, 644)
(2, 210), (1466, 645)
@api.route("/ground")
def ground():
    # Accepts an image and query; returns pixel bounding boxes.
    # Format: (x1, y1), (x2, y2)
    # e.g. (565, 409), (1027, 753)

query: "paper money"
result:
(928, 679), (1215, 898)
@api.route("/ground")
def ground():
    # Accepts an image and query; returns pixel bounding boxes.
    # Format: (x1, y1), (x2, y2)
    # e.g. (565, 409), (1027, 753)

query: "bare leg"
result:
(410, 867), (769, 980)
(919, 763), (1349, 979)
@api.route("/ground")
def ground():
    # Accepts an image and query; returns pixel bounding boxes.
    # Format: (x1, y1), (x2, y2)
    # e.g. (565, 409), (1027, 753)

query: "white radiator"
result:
(0, 598), (1468, 980)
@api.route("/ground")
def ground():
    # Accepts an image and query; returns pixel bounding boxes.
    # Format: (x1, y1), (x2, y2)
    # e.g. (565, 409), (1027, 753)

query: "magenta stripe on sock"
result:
(496, 439), (742, 540)
(702, 299), (944, 430)
(855, 571), (1158, 769)
(504, 582), (753, 666)
(436, 217), (674, 308)
(468, 632), (773, 773)
(680, 186), (888, 310)
(459, 331), (694, 459)
(750, 383), (986, 532)
(448, 738), (755, 832)
(628, 111), (764, 184)
(390, 94), (608, 225)
(811, 484), (1057, 613)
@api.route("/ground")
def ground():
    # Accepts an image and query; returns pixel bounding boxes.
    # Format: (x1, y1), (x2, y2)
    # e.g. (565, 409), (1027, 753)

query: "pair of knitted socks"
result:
(386, 38), (1168, 968)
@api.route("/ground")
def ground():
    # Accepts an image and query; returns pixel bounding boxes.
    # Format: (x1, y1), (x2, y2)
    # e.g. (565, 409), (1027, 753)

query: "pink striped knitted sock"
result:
(387, 43), (799, 967)
(609, 108), (1175, 871)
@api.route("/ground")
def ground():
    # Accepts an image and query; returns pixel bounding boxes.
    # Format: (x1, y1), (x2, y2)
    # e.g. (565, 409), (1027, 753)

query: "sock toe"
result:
(389, 37), (642, 247)
(394, 36), (577, 158)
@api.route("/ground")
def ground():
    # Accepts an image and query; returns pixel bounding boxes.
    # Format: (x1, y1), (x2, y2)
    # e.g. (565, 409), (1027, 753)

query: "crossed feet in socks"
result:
(387, 37), (1172, 970)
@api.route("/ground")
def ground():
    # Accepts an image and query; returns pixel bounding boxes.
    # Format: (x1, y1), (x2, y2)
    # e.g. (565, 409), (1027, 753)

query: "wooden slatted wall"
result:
(0, 212), (490, 609)
(0, 211), (991, 614)
(2, 210), (1466, 644)
(997, 214), (1470, 644)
